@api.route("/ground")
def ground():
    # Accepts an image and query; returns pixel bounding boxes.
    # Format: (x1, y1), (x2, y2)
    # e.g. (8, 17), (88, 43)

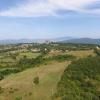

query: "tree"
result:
(33, 76), (39, 85)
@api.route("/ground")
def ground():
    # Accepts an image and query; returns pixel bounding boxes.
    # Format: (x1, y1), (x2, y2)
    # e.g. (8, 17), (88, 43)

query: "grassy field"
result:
(0, 61), (70, 100)
(0, 52), (40, 67)
(18, 52), (41, 59)
(67, 50), (96, 58)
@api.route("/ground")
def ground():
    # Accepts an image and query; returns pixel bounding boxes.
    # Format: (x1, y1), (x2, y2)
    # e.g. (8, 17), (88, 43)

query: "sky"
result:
(0, 0), (100, 39)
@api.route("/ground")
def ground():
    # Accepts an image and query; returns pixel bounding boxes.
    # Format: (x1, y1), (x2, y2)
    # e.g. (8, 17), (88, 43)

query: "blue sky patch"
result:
(85, 1), (100, 10)
(0, 0), (26, 11)
(0, 0), (100, 39)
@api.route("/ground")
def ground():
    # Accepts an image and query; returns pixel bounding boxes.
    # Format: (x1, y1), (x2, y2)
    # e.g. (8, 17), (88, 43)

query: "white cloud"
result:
(0, 0), (99, 17)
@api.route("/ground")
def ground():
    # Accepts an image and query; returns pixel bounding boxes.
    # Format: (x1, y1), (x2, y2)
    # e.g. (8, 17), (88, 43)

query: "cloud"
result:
(85, 1), (100, 10)
(83, 1), (100, 14)
(0, 0), (99, 17)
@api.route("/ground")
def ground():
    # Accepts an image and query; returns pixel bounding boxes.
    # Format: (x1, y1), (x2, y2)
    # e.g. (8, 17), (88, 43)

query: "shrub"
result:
(15, 96), (22, 100)
(33, 76), (39, 85)
(0, 86), (3, 94)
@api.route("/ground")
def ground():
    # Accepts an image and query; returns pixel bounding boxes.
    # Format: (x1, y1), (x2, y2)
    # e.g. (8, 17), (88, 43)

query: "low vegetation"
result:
(0, 43), (99, 100)
(0, 62), (70, 100)
(33, 76), (39, 85)
(0, 51), (75, 81)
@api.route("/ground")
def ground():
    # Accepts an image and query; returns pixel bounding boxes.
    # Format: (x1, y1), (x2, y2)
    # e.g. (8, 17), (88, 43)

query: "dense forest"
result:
(54, 56), (100, 100)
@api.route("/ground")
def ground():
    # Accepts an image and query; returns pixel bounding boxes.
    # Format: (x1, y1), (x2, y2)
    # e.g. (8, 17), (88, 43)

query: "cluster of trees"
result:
(53, 43), (96, 51)
(0, 68), (20, 80)
(32, 43), (95, 52)
(94, 48), (100, 56)
(54, 56), (100, 100)
(0, 52), (75, 81)
(17, 54), (75, 70)
(0, 47), (18, 53)
(0, 55), (44, 80)
(46, 54), (75, 62)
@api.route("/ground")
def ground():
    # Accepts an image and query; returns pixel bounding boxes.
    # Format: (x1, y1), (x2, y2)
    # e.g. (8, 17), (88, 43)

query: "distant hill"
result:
(51, 37), (73, 42)
(0, 39), (34, 44)
(0, 37), (100, 45)
(61, 38), (100, 45)
(0, 39), (49, 44)
(0, 37), (73, 45)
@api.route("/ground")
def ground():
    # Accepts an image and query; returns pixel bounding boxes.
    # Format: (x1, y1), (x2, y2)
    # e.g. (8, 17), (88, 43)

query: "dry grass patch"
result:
(0, 61), (70, 100)
(68, 50), (96, 58)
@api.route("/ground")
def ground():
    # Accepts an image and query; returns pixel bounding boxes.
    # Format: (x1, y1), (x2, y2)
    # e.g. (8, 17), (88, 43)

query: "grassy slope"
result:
(18, 52), (41, 59)
(68, 50), (95, 58)
(0, 61), (70, 100)
(0, 52), (40, 67)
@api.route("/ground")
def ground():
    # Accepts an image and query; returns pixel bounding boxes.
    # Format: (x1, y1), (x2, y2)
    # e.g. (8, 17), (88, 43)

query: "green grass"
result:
(0, 61), (70, 100)
(0, 52), (40, 67)
(18, 52), (41, 59)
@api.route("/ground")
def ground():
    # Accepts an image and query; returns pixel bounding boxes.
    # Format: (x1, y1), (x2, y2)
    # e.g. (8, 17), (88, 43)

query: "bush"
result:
(0, 86), (3, 94)
(15, 96), (22, 100)
(0, 74), (4, 80)
(33, 76), (39, 85)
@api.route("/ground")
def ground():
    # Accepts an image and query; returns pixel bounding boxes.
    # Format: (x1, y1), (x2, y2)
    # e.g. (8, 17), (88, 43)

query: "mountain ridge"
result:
(0, 37), (100, 45)
(61, 38), (100, 45)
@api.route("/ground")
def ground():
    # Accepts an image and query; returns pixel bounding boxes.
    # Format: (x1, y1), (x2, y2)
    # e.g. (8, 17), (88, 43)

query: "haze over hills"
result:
(0, 39), (45, 44)
(0, 37), (100, 45)
(61, 38), (100, 45)
(0, 37), (73, 44)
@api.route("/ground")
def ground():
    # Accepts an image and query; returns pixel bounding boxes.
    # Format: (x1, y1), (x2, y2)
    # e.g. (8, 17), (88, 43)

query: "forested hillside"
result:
(54, 56), (100, 100)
